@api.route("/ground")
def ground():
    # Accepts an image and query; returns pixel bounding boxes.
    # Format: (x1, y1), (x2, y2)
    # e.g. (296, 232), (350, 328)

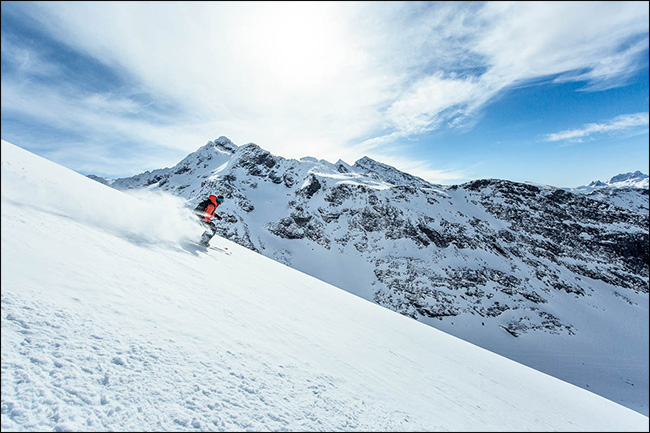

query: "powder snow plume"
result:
(1, 140), (202, 247)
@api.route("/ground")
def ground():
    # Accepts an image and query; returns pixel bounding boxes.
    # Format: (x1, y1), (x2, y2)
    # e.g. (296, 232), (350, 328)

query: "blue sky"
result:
(1, 1), (648, 187)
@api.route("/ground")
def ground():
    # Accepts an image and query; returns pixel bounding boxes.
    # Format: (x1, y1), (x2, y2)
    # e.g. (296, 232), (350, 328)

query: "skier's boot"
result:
(199, 232), (210, 247)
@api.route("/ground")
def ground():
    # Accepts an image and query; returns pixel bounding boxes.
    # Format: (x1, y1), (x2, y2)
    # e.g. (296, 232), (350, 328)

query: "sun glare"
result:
(234, 3), (351, 92)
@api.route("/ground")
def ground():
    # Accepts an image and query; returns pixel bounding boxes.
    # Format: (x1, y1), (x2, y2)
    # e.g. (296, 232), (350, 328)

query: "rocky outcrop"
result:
(93, 138), (649, 340)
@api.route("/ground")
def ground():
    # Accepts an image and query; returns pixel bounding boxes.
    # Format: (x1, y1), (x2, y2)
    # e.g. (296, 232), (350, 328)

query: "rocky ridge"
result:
(93, 137), (649, 339)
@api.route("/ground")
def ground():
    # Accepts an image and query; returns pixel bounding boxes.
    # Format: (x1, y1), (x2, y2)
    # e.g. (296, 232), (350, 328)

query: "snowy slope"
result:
(2, 139), (649, 431)
(93, 137), (649, 416)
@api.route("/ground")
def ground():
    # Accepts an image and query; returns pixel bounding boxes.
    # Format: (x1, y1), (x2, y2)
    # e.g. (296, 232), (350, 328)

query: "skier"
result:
(194, 194), (224, 247)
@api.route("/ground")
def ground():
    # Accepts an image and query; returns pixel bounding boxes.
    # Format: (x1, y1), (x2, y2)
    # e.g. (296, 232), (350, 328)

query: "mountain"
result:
(3, 138), (649, 431)
(575, 170), (649, 191)
(568, 171), (649, 215)
(90, 136), (649, 416)
(609, 171), (649, 188)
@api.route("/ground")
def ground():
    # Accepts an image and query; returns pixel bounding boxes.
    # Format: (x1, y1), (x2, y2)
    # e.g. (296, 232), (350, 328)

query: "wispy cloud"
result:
(368, 2), (650, 145)
(544, 112), (650, 143)
(1, 1), (648, 182)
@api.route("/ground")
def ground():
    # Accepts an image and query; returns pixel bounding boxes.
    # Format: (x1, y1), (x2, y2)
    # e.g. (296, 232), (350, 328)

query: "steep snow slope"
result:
(2, 139), (649, 431)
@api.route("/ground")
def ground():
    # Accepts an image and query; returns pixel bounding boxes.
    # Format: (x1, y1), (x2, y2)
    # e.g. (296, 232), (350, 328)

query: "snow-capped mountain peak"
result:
(609, 170), (649, 188)
(353, 155), (435, 189)
(88, 136), (649, 416)
(576, 170), (649, 192)
(587, 179), (608, 188)
(570, 170), (649, 214)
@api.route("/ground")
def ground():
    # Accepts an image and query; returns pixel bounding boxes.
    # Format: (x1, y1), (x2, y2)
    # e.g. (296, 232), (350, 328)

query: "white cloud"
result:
(356, 1), (650, 150)
(544, 112), (650, 142)
(1, 1), (648, 181)
(384, 74), (499, 136)
(0, 77), (208, 153)
(477, 2), (650, 90)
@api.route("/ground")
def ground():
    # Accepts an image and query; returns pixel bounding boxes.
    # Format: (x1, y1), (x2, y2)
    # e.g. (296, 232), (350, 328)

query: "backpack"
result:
(194, 198), (214, 214)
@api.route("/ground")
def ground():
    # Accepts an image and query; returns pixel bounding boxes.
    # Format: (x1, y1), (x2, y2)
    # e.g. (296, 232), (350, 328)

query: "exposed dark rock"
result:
(97, 139), (648, 340)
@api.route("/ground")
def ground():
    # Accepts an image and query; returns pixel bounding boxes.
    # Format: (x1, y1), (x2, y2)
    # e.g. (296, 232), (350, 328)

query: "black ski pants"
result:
(199, 219), (218, 242)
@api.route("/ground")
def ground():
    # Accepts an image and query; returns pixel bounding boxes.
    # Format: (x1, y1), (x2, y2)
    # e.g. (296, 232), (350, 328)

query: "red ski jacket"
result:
(197, 195), (222, 222)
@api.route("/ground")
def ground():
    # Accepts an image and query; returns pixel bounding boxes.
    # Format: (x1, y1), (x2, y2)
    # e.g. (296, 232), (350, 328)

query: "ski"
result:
(192, 242), (232, 255)
(207, 245), (231, 255)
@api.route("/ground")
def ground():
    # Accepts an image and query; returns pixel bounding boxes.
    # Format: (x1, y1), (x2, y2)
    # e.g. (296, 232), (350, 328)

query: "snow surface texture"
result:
(2, 141), (649, 431)
(94, 136), (649, 417)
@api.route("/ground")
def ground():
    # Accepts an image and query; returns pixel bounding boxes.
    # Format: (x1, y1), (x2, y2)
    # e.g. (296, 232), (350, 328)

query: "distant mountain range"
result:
(566, 171), (649, 215)
(89, 136), (649, 414)
(573, 170), (649, 191)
